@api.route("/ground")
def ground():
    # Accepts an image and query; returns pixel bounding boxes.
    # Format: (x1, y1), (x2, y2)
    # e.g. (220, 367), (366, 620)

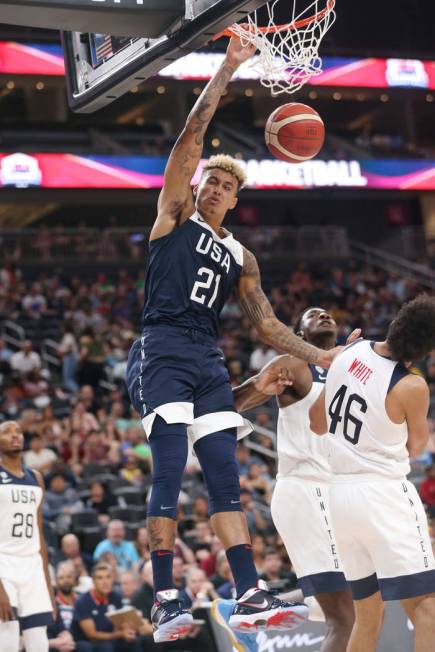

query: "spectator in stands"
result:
(78, 328), (105, 388)
(235, 443), (260, 478)
(23, 369), (50, 402)
(173, 556), (187, 591)
(259, 549), (297, 591)
(120, 456), (143, 486)
(239, 488), (268, 533)
(192, 495), (209, 522)
(420, 465), (435, 517)
(119, 571), (141, 606)
(59, 534), (93, 576)
(131, 561), (154, 621)
(254, 409), (273, 431)
(48, 613), (89, 651)
(24, 432), (57, 473)
(243, 461), (273, 503)
(251, 533), (266, 573)
(133, 527), (150, 562)
(94, 520), (140, 571)
(174, 537), (196, 566)
(0, 337), (12, 370)
(10, 339), (41, 375)
(98, 551), (121, 588)
(179, 567), (218, 609)
(48, 563), (93, 651)
(59, 320), (79, 393)
(210, 549), (233, 590)
(72, 562), (141, 652)
(249, 342), (277, 372)
(54, 562), (79, 632)
(192, 521), (213, 548)
(71, 402), (100, 436)
(43, 472), (82, 534)
(82, 430), (112, 467)
(78, 384), (101, 415)
(22, 282), (47, 317)
(85, 481), (117, 525)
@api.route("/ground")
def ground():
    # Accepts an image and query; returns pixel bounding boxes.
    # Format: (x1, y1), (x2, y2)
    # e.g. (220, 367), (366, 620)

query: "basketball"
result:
(264, 103), (325, 163)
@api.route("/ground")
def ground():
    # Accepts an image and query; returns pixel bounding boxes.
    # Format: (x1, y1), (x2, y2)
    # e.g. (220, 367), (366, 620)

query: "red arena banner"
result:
(0, 42), (434, 90)
(0, 153), (434, 191)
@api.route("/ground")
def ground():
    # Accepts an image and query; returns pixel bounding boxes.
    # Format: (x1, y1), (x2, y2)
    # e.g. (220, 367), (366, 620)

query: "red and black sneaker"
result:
(151, 590), (194, 643)
(229, 581), (309, 634)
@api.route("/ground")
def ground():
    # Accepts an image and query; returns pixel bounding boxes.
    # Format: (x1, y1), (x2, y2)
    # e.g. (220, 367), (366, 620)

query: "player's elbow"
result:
(407, 432), (429, 458)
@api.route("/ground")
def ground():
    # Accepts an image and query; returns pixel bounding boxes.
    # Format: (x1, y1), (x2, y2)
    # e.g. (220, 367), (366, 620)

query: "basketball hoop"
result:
(215, 0), (336, 96)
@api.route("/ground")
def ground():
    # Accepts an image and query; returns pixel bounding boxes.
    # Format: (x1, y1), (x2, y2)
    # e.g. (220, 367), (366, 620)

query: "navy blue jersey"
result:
(142, 213), (244, 338)
(72, 590), (122, 640)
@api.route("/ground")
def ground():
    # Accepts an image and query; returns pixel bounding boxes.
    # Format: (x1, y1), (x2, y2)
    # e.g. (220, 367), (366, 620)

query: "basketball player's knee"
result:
(318, 592), (354, 632)
(412, 595), (435, 630)
(147, 417), (188, 519)
(0, 621), (20, 652)
(355, 597), (384, 632)
(194, 429), (241, 515)
(22, 626), (49, 652)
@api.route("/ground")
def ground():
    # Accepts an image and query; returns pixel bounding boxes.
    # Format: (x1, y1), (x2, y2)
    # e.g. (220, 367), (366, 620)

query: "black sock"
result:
(226, 543), (259, 599)
(150, 549), (174, 600)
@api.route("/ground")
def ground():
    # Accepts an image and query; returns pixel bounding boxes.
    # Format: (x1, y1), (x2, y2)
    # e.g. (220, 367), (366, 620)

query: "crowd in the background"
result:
(0, 259), (434, 650)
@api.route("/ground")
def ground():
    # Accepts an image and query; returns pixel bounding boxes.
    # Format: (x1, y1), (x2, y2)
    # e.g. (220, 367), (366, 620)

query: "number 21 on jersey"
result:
(190, 267), (221, 308)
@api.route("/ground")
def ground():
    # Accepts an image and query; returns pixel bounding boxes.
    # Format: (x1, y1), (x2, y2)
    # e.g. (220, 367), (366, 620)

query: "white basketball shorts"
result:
(0, 553), (52, 629)
(330, 477), (435, 600)
(271, 477), (347, 596)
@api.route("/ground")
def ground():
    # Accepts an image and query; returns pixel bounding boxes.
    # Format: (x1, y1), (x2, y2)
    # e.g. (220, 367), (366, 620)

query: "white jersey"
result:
(0, 464), (42, 556)
(277, 365), (331, 482)
(325, 339), (410, 480)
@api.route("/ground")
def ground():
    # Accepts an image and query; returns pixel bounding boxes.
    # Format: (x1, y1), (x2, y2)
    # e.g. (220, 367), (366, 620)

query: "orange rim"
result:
(213, 0), (335, 40)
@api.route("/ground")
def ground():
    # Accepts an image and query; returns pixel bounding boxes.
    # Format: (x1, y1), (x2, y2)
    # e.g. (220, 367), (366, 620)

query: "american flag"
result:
(95, 34), (113, 62)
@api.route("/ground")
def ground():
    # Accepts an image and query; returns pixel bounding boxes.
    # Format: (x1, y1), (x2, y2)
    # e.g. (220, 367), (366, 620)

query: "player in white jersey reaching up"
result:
(309, 294), (435, 652)
(232, 307), (356, 652)
(0, 420), (55, 652)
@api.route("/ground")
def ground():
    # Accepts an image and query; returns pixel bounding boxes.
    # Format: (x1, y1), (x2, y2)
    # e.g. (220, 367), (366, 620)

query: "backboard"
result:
(62, 0), (270, 113)
(0, 1), (184, 39)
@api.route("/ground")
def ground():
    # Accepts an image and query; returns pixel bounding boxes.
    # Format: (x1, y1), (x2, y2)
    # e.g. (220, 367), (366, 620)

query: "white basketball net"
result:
(229, 0), (336, 95)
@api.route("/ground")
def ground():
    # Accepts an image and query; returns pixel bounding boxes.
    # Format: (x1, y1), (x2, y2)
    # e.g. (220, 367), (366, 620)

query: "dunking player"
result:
(0, 421), (55, 652)
(221, 308), (355, 652)
(126, 33), (337, 643)
(310, 295), (435, 652)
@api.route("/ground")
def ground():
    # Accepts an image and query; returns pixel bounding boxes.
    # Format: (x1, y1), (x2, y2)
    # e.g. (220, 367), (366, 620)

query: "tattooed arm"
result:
(238, 249), (334, 368)
(150, 33), (256, 241)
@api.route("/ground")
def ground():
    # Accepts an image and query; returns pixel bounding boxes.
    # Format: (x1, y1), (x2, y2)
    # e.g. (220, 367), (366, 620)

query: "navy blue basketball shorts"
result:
(126, 324), (252, 443)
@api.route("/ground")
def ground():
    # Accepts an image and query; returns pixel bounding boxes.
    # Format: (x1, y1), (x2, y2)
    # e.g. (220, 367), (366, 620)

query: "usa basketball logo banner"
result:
(0, 154), (434, 191)
(1, 42), (435, 91)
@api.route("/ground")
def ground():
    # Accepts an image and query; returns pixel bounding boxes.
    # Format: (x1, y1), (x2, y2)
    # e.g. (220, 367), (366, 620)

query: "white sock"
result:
(0, 620), (20, 652)
(22, 626), (49, 652)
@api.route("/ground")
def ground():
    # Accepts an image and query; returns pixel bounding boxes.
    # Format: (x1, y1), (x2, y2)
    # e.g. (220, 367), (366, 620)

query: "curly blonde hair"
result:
(203, 154), (247, 190)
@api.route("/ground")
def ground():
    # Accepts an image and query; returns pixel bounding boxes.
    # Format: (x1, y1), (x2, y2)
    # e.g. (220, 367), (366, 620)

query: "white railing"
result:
(1, 320), (25, 350)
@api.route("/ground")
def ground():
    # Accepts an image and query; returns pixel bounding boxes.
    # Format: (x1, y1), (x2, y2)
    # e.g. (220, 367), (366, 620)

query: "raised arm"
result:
(150, 33), (256, 241)
(238, 249), (333, 368)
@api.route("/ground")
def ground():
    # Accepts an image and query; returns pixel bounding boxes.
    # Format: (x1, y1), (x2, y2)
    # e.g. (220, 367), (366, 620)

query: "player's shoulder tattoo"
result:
(241, 247), (260, 278)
